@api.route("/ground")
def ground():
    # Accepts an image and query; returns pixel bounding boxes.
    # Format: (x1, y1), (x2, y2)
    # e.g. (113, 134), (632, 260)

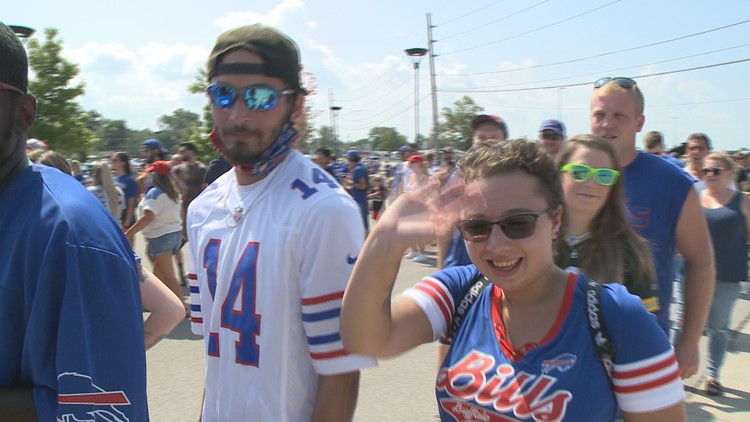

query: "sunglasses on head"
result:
(458, 207), (554, 242)
(207, 83), (295, 111)
(701, 167), (724, 176)
(593, 77), (637, 90)
(561, 163), (620, 186)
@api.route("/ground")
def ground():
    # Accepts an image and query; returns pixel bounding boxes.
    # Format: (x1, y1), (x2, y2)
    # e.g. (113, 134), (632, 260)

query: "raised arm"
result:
(341, 185), (460, 357)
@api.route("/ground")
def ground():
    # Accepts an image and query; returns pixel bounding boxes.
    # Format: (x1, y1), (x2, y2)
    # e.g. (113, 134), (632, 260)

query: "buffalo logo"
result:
(541, 353), (577, 374)
(57, 372), (130, 422)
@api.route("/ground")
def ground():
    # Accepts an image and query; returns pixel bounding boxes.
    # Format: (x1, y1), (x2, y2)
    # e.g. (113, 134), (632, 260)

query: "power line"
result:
(440, 0), (551, 41)
(442, 43), (750, 91)
(438, 18), (750, 76)
(436, 0), (506, 26)
(341, 93), (432, 131)
(440, 0), (622, 56)
(438, 57), (750, 93)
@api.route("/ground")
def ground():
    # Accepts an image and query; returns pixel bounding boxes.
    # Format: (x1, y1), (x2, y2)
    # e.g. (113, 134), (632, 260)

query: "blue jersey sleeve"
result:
(600, 283), (683, 412)
(26, 243), (149, 421)
(402, 265), (481, 340)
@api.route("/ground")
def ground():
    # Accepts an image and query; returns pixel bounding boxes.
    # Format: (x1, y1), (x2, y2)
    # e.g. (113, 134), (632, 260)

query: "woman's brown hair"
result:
(555, 135), (655, 287)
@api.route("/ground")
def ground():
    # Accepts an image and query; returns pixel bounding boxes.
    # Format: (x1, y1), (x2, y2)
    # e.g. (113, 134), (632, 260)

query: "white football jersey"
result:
(187, 151), (376, 422)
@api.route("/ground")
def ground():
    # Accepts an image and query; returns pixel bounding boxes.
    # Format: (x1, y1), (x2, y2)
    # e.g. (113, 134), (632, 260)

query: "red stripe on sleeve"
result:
(311, 349), (350, 360)
(414, 282), (451, 328)
(188, 273), (198, 280)
(613, 367), (681, 393)
(302, 291), (345, 305)
(614, 353), (677, 379)
(190, 317), (203, 324)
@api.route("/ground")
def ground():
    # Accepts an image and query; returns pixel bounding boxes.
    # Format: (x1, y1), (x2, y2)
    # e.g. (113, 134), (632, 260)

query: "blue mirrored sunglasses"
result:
(207, 83), (295, 111)
(593, 77), (637, 90)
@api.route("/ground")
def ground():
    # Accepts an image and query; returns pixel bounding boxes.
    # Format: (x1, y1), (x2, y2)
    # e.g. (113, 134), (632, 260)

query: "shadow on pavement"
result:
(685, 384), (750, 420)
(166, 318), (203, 341)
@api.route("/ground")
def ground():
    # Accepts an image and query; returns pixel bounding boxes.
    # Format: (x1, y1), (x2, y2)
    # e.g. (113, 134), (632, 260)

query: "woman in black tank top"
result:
(699, 151), (750, 396)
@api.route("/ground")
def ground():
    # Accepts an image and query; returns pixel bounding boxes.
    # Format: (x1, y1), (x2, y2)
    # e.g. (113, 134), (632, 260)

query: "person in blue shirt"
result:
(643, 130), (685, 168)
(346, 149), (370, 237)
(0, 22), (148, 421)
(590, 76), (715, 379)
(111, 151), (139, 231)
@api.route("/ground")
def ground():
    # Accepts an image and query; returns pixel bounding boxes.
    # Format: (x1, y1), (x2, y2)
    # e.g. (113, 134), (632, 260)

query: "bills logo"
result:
(541, 354), (577, 375)
(57, 372), (130, 422)
(437, 351), (572, 421)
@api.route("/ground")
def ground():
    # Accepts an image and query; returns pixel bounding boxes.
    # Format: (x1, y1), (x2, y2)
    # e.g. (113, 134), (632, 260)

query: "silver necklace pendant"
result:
(225, 205), (244, 228)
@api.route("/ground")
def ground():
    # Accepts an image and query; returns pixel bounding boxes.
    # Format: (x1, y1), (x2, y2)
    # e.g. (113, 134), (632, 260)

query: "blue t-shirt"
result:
(115, 173), (138, 225)
(443, 230), (472, 269)
(622, 152), (694, 332)
(406, 266), (683, 420)
(350, 163), (369, 204)
(0, 165), (149, 421)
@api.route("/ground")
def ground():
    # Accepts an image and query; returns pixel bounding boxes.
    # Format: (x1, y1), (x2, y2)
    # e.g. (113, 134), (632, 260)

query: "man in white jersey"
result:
(187, 24), (375, 421)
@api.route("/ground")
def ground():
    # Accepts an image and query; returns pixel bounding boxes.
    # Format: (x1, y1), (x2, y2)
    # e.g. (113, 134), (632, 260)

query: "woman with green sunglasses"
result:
(556, 135), (658, 312)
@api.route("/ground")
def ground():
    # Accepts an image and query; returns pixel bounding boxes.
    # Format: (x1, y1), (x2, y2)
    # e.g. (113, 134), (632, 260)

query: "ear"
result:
(635, 113), (645, 133)
(550, 204), (563, 236)
(289, 94), (305, 124)
(12, 95), (36, 134)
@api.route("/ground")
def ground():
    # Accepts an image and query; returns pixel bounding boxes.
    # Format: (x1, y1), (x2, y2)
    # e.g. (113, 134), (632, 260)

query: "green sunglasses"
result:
(561, 163), (620, 186)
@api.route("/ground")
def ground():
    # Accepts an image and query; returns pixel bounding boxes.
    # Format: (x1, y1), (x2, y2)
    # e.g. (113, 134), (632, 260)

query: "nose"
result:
(484, 224), (513, 252)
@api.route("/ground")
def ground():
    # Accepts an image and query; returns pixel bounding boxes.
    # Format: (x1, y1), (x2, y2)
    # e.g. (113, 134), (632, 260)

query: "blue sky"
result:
(5, 0), (750, 151)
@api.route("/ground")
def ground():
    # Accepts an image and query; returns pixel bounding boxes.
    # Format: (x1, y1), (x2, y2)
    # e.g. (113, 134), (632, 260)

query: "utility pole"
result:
(427, 13), (439, 150)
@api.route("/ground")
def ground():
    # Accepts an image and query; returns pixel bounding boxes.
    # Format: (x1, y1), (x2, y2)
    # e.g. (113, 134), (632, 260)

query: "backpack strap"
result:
(584, 279), (616, 385)
(440, 274), (489, 343)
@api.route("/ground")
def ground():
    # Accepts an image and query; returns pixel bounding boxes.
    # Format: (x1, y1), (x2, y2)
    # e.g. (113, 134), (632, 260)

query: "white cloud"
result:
(215, 0), (305, 29)
(63, 41), (210, 130)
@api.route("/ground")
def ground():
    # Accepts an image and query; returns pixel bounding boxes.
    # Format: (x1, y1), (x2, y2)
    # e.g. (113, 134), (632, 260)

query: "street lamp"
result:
(10, 25), (35, 45)
(330, 105), (342, 149)
(404, 47), (428, 144)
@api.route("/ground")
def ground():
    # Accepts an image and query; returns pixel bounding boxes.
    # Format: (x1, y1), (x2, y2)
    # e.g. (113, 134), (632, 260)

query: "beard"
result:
(219, 122), (284, 167)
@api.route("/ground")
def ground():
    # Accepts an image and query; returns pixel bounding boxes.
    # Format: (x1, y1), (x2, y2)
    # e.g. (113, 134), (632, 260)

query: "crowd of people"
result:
(2, 20), (749, 421)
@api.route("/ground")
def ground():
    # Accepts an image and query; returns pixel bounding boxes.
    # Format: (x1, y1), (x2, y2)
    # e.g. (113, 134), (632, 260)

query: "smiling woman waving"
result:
(341, 139), (686, 421)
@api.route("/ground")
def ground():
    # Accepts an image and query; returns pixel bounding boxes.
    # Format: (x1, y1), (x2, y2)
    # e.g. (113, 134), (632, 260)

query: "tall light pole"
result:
(10, 25), (35, 44)
(331, 105), (342, 149)
(404, 47), (428, 144)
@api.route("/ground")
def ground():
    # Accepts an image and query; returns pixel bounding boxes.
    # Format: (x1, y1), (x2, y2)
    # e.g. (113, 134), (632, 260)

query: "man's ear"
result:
(13, 95), (36, 134)
(290, 94), (305, 125)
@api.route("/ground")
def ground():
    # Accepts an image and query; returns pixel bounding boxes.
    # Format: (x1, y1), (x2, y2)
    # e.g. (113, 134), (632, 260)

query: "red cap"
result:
(407, 154), (424, 163)
(146, 160), (171, 175)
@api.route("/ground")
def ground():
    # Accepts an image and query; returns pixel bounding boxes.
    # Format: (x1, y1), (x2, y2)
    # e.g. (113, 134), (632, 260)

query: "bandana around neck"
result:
(210, 122), (299, 178)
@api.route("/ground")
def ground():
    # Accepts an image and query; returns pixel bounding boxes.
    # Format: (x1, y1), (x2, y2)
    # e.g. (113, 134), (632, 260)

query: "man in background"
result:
(537, 119), (566, 159)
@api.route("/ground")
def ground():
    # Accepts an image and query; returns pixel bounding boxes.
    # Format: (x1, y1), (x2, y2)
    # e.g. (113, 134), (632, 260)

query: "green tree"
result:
(436, 96), (484, 151)
(156, 108), (202, 152)
(368, 127), (407, 151)
(27, 28), (97, 156)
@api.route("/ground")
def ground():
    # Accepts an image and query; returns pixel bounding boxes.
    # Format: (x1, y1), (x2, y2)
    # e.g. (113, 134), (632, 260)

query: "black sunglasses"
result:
(458, 207), (554, 242)
(701, 167), (724, 176)
(207, 83), (295, 111)
(593, 77), (637, 90)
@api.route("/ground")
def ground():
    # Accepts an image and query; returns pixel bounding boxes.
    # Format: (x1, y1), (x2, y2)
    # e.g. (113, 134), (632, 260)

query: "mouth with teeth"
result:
(489, 258), (522, 275)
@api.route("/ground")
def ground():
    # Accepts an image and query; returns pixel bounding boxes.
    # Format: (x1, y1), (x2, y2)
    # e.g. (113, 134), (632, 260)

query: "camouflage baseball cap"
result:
(207, 24), (305, 94)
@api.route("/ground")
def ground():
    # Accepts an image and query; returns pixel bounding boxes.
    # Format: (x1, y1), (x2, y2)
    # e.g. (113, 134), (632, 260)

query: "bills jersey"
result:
(187, 151), (376, 422)
(0, 165), (148, 421)
(403, 266), (683, 421)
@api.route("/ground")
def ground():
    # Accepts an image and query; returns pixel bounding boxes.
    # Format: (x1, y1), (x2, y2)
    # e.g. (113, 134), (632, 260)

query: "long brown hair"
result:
(555, 135), (655, 285)
(150, 172), (180, 203)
